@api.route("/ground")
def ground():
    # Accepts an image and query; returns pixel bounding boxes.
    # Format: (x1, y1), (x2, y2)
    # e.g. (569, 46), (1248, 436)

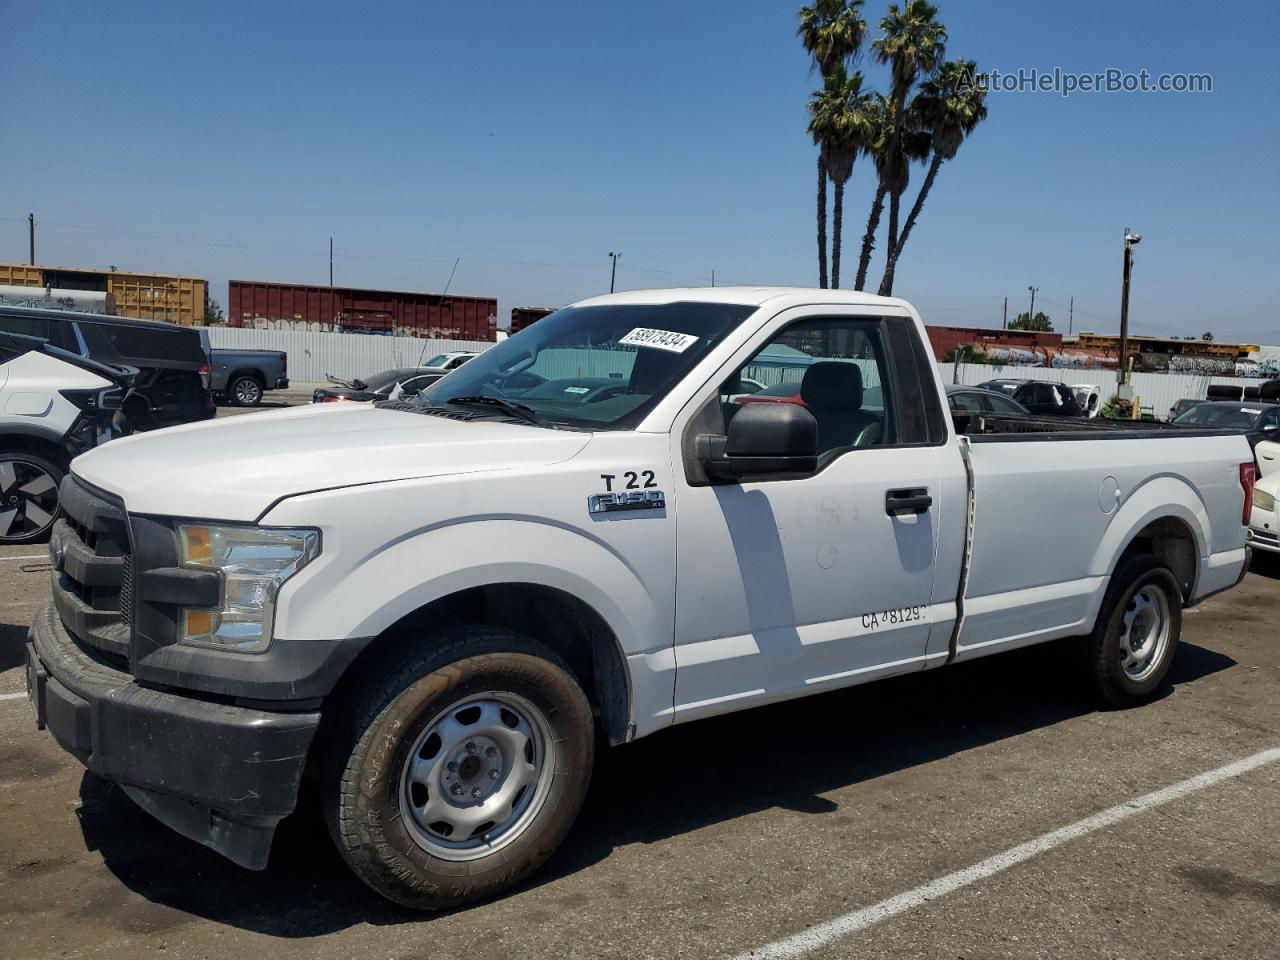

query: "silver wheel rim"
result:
(0, 458), (58, 541)
(399, 691), (555, 861)
(234, 379), (260, 403)
(1119, 583), (1171, 682)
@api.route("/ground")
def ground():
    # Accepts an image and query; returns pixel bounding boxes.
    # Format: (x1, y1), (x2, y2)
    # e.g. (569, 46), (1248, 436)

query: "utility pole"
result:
(1027, 286), (1038, 327)
(1068, 296), (1074, 336)
(1119, 228), (1142, 391)
(609, 251), (621, 293)
(329, 237), (334, 288)
(1002, 296), (1007, 330)
(28, 213), (35, 265)
(711, 269), (715, 287)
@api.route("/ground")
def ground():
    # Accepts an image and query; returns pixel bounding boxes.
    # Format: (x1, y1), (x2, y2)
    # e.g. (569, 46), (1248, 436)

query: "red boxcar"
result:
(229, 280), (497, 341)
(510, 306), (555, 335)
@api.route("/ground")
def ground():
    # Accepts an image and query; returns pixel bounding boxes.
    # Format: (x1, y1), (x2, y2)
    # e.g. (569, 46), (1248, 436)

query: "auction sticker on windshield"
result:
(619, 328), (699, 352)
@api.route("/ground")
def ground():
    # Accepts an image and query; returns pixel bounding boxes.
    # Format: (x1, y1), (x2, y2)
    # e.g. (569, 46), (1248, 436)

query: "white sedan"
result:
(1248, 472), (1280, 554)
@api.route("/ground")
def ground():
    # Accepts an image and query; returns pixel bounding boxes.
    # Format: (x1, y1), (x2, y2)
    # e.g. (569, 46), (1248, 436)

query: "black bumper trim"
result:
(28, 601), (320, 869)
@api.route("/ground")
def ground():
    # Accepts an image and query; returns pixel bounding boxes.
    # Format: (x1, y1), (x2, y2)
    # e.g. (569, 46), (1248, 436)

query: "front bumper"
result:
(1247, 525), (1280, 554)
(27, 601), (319, 869)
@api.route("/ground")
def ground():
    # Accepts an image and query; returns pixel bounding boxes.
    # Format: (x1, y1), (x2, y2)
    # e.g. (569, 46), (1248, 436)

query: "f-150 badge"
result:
(588, 490), (666, 514)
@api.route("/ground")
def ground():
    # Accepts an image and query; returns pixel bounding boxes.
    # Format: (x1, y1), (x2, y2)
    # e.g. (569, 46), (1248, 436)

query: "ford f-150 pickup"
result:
(26, 288), (1255, 909)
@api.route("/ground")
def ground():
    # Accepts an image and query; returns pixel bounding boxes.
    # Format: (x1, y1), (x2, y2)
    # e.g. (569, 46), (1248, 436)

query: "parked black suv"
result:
(0, 306), (214, 429)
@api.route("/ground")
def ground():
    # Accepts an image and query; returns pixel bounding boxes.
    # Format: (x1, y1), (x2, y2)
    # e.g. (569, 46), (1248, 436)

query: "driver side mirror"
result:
(698, 403), (819, 481)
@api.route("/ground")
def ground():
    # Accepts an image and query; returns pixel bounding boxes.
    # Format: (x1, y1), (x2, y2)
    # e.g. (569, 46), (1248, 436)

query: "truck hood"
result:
(72, 403), (593, 520)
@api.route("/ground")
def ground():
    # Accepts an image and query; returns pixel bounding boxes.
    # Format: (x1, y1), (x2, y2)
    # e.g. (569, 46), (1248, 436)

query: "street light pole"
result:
(1119, 228), (1142, 390)
(1027, 285), (1038, 327)
(609, 251), (621, 293)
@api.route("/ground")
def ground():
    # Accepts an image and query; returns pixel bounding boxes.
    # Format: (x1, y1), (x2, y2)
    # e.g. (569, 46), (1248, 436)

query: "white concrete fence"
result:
(206, 327), (493, 383)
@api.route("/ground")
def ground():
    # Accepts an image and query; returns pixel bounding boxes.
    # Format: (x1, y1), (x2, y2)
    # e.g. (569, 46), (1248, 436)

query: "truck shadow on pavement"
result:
(0, 623), (30, 671)
(74, 638), (1236, 937)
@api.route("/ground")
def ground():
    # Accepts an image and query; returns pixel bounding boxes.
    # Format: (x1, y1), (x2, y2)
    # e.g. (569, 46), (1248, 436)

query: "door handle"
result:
(886, 488), (932, 516)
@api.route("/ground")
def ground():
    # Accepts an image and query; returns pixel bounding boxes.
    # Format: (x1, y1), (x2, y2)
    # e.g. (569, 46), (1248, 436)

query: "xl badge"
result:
(588, 490), (666, 514)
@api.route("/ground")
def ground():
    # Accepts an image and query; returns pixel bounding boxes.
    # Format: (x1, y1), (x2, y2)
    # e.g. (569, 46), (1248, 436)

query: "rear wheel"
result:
(0, 452), (64, 544)
(1089, 554), (1182, 706)
(230, 375), (263, 406)
(324, 625), (595, 910)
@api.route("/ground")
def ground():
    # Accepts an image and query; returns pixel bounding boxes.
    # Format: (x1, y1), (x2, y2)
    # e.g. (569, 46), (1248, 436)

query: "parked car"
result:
(1246, 472), (1279, 554)
(946, 384), (1031, 416)
(977, 378), (1086, 417)
(1258, 438), (1280, 478)
(0, 331), (133, 543)
(1169, 401), (1280, 453)
(204, 341), (288, 407)
(0, 306), (213, 429)
(29, 287), (1255, 910)
(422, 351), (478, 373)
(1071, 383), (1102, 418)
(313, 367), (447, 403)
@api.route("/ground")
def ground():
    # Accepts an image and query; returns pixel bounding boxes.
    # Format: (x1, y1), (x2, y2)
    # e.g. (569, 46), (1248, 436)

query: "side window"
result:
(949, 391), (984, 413)
(1262, 408), (1280, 429)
(987, 392), (1024, 414)
(0, 313), (51, 340)
(718, 316), (897, 459)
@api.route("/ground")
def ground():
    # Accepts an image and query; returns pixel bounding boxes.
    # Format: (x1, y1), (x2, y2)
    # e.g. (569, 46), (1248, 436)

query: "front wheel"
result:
(324, 626), (595, 910)
(1089, 554), (1183, 706)
(0, 452), (64, 544)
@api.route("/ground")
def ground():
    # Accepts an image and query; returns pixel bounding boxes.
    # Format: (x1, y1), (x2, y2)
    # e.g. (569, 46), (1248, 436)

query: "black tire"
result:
(0, 451), (65, 545)
(1089, 554), (1182, 706)
(323, 625), (595, 910)
(229, 375), (263, 407)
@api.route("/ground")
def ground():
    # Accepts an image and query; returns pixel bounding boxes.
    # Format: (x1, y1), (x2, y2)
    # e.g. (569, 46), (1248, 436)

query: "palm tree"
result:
(878, 60), (987, 294)
(797, 0), (866, 287)
(797, 0), (867, 75)
(870, 0), (947, 295)
(809, 67), (875, 287)
(853, 94), (891, 290)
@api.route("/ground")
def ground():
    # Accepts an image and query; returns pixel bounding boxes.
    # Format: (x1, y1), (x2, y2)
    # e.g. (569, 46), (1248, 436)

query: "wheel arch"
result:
(1091, 476), (1208, 601)
(0, 426), (72, 470)
(327, 581), (633, 746)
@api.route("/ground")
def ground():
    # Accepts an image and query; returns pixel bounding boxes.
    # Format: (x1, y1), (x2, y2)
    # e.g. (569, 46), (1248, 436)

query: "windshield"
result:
(1172, 403), (1264, 429)
(415, 301), (757, 429)
(425, 354), (451, 367)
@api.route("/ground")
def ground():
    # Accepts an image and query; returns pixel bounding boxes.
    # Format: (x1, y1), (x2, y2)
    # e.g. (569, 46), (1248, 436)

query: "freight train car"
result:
(0, 263), (206, 325)
(510, 306), (555, 334)
(229, 280), (497, 341)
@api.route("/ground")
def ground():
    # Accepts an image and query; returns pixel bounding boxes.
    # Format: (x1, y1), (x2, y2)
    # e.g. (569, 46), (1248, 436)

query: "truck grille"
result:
(49, 476), (133, 670)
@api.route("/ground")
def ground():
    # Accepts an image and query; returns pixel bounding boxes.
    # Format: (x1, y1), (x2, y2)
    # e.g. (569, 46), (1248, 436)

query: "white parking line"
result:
(0, 691), (29, 701)
(0, 555), (47, 562)
(731, 745), (1280, 960)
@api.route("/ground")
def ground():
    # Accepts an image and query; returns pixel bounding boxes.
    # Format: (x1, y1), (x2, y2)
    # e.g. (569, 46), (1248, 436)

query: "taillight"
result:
(1241, 461), (1257, 524)
(199, 362), (211, 390)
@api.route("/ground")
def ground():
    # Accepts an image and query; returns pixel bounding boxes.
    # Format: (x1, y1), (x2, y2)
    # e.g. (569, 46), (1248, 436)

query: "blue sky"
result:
(2, 0), (1276, 341)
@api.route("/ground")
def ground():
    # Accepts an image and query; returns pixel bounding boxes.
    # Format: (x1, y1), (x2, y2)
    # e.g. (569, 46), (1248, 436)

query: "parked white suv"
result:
(27, 289), (1254, 908)
(0, 332), (130, 543)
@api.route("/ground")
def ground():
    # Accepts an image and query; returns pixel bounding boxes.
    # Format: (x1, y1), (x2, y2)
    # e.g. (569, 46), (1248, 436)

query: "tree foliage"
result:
(1008, 311), (1054, 332)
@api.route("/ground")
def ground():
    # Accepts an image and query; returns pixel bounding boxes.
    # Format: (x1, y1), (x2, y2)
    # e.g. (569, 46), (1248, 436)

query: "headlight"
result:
(1255, 487), (1276, 513)
(176, 523), (320, 651)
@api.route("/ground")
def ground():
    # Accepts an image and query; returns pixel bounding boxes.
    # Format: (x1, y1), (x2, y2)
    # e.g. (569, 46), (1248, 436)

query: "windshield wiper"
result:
(445, 395), (546, 426)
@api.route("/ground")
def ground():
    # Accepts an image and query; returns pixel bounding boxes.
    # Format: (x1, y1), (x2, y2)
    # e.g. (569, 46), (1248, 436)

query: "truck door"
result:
(669, 310), (947, 722)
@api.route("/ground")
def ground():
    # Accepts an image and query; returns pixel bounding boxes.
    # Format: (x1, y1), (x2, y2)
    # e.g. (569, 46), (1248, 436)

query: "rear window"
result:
(80, 320), (205, 365)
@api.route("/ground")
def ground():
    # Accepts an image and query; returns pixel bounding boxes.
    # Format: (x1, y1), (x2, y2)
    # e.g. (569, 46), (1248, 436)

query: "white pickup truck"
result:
(27, 288), (1255, 909)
